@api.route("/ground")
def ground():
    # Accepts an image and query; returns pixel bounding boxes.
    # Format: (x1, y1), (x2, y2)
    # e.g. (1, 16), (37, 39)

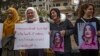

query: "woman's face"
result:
(84, 25), (92, 38)
(51, 10), (58, 21)
(7, 10), (14, 19)
(55, 33), (61, 43)
(27, 9), (35, 19)
(84, 5), (94, 17)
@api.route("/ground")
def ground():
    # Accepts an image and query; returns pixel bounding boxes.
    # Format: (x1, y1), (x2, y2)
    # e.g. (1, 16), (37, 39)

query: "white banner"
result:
(14, 23), (50, 50)
(0, 23), (3, 48)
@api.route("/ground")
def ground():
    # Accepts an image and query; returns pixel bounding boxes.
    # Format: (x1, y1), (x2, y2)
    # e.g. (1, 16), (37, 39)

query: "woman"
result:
(24, 7), (45, 56)
(52, 32), (64, 53)
(74, 3), (100, 56)
(53, 32), (63, 48)
(80, 23), (98, 49)
(49, 8), (73, 56)
(2, 7), (20, 56)
(23, 7), (39, 23)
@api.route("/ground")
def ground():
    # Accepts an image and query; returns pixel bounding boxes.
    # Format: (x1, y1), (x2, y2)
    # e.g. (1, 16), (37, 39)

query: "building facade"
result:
(51, 0), (73, 13)
(29, 0), (52, 12)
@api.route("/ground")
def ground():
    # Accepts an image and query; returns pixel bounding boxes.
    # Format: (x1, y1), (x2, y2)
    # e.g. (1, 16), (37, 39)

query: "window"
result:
(33, 0), (36, 1)
(39, 0), (42, 1)
(39, 4), (42, 7)
(96, 5), (100, 8)
(49, 5), (51, 7)
(29, 4), (32, 6)
(63, 3), (67, 6)
(43, 3), (45, 6)
(29, 0), (33, 2)
(33, 5), (36, 7)
(53, 4), (55, 7)
(56, 3), (60, 6)
(95, 1), (100, 8)
(47, 5), (48, 10)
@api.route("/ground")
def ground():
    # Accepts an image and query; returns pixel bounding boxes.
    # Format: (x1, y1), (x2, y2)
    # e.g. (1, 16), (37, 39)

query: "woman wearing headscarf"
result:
(23, 7), (45, 56)
(23, 7), (39, 23)
(2, 7), (20, 56)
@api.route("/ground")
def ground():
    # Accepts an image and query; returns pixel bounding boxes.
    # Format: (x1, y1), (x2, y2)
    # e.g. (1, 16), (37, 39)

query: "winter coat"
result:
(49, 13), (73, 53)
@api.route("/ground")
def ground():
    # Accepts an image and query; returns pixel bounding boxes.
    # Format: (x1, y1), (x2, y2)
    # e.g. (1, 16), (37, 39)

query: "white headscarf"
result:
(25, 7), (39, 23)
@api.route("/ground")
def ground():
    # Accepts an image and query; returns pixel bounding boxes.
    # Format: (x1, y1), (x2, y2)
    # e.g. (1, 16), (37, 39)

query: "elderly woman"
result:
(23, 7), (45, 56)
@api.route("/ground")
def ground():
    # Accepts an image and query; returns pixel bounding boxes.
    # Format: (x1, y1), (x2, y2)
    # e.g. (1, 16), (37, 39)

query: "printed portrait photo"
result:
(77, 22), (98, 49)
(50, 31), (64, 52)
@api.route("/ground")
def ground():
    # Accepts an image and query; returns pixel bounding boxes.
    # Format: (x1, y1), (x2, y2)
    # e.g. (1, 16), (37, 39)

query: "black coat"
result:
(50, 16), (73, 53)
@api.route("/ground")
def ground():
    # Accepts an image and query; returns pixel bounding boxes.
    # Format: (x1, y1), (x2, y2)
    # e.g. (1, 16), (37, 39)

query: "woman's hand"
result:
(60, 30), (66, 37)
(97, 31), (100, 36)
(49, 31), (51, 35)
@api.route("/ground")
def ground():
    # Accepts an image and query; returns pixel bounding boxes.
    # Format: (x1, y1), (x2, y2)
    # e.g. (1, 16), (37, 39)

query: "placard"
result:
(14, 23), (50, 50)
(77, 22), (98, 49)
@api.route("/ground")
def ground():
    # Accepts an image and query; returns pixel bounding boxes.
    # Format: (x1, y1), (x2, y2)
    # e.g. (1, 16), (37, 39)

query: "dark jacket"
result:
(49, 14), (73, 53)
(2, 35), (20, 56)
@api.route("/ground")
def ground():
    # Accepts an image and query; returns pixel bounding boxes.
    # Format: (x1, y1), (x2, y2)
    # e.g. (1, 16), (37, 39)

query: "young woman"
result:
(74, 3), (100, 56)
(49, 8), (73, 56)
(2, 7), (20, 56)
(53, 32), (63, 48)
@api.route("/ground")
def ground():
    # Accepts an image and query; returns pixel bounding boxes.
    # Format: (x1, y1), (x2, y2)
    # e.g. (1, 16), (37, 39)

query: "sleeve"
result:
(65, 19), (74, 36)
(97, 19), (100, 37)
(74, 19), (79, 45)
(98, 19), (100, 30)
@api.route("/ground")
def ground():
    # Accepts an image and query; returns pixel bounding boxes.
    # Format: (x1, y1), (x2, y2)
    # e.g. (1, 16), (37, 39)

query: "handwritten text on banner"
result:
(14, 23), (50, 50)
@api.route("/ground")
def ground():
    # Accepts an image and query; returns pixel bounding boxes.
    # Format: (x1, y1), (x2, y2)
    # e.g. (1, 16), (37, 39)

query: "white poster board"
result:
(0, 23), (3, 48)
(14, 23), (50, 50)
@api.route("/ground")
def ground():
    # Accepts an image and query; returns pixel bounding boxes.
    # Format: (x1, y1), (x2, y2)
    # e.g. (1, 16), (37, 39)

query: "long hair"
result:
(82, 23), (96, 45)
(53, 32), (63, 48)
(49, 8), (60, 19)
(78, 3), (95, 18)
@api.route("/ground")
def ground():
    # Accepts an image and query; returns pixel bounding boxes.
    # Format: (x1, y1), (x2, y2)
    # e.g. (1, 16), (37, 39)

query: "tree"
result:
(37, 9), (48, 17)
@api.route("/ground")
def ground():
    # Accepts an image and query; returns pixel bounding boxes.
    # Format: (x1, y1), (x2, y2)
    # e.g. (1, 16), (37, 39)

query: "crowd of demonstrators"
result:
(0, 3), (100, 56)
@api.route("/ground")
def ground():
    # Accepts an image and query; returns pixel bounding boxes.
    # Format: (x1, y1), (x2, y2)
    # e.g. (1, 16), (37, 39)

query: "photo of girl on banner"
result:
(51, 31), (64, 52)
(78, 22), (98, 49)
